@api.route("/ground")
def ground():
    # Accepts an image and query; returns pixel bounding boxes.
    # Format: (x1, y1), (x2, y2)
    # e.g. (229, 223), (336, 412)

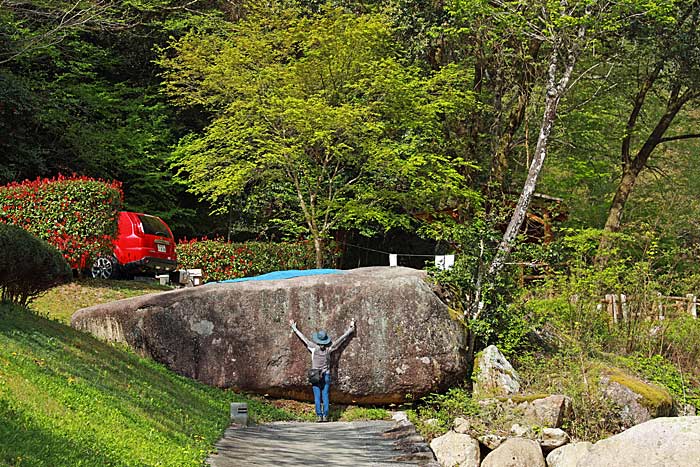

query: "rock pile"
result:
(429, 345), (700, 467)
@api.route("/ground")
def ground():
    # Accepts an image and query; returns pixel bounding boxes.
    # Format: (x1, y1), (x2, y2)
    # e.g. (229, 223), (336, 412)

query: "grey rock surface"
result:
(207, 420), (438, 467)
(71, 267), (466, 404)
(453, 417), (471, 434)
(539, 427), (569, 450)
(480, 437), (545, 467)
(429, 430), (480, 467)
(509, 423), (532, 438)
(577, 416), (700, 467)
(545, 442), (593, 467)
(473, 345), (521, 397)
(477, 433), (506, 450)
(599, 374), (673, 428)
(522, 395), (572, 428)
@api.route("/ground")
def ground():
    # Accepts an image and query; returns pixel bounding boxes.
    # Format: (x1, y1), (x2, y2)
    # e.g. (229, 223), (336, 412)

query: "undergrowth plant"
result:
(408, 387), (480, 438)
(0, 224), (72, 305)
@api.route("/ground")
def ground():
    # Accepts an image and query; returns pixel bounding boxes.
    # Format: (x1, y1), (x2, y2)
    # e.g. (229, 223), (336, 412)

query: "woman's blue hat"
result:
(312, 330), (332, 345)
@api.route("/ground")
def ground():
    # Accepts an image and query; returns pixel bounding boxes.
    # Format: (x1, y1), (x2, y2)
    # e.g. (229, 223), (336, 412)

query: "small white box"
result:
(155, 274), (170, 286)
(186, 269), (203, 286)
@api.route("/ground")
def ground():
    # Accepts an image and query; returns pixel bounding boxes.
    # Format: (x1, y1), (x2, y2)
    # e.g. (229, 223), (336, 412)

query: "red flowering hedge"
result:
(0, 175), (123, 269)
(176, 238), (340, 282)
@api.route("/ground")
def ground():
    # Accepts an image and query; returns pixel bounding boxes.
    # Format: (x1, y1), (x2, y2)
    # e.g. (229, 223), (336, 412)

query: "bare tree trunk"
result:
(313, 235), (323, 269)
(597, 87), (698, 263)
(602, 88), (695, 234)
(487, 37), (580, 280)
(488, 92), (560, 277)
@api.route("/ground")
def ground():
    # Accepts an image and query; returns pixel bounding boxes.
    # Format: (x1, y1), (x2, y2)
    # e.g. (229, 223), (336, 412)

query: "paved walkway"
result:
(206, 421), (437, 467)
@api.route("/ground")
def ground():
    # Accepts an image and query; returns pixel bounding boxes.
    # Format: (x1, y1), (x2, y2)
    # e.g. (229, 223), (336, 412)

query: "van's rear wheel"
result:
(91, 256), (119, 279)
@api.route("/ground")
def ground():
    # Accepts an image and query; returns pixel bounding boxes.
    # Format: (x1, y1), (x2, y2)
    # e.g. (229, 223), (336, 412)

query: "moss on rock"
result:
(606, 368), (673, 415)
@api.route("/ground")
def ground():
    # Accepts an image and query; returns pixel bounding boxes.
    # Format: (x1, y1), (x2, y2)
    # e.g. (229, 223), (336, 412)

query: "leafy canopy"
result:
(161, 5), (479, 253)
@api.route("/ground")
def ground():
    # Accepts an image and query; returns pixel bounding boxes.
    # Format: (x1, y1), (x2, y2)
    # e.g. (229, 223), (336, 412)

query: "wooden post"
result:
(620, 294), (628, 321)
(605, 294), (616, 323)
(657, 292), (664, 321)
(687, 294), (697, 319)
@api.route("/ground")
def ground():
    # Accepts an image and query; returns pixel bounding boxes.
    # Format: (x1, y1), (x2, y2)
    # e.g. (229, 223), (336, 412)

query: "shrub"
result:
(0, 223), (72, 305)
(176, 238), (340, 282)
(0, 175), (123, 269)
(408, 387), (480, 438)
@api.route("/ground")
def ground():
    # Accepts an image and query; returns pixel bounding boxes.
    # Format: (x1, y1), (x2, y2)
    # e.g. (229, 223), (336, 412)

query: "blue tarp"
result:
(212, 268), (345, 284)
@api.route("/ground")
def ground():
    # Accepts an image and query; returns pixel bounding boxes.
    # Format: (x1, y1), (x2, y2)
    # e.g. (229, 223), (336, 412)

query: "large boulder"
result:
(429, 431), (480, 467)
(71, 267), (467, 404)
(480, 438), (545, 467)
(545, 442), (593, 467)
(473, 345), (521, 398)
(577, 416), (700, 467)
(599, 369), (673, 427)
(521, 394), (572, 428)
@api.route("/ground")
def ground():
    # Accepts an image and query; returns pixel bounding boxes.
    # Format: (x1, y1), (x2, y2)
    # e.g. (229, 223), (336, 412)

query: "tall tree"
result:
(161, 6), (477, 265)
(601, 0), (700, 241)
(466, 0), (679, 328)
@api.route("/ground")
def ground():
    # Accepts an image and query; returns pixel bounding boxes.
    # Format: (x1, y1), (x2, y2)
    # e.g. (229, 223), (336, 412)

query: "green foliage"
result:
(619, 354), (700, 411)
(428, 211), (527, 355)
(661, 317), (700, 375)
(0, 304), (297, 467)
(339, 407), (390, 422)
(408, 387), (479, 437)
(0, 0), (228, 237)
(0, 223), (72, 306)
(160, 5), (478, 262)
(516, 352), (627, 441)
(175, 238), (340, 282)
(0, 176), (122, 268)
(520, 228), (700, 360)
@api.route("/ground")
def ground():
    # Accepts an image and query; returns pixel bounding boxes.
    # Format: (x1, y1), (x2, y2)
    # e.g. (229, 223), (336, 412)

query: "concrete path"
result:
(206, 421), (437, 467)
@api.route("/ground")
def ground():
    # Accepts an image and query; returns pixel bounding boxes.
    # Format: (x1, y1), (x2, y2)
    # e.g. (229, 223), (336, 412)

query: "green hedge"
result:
(0, 223), (72, 305)
(0, 175), (122, 269)
(176, 238), (340, 282)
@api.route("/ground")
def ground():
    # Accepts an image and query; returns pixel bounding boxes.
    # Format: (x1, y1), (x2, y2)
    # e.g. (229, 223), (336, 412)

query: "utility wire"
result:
(337, 241), (452, 258)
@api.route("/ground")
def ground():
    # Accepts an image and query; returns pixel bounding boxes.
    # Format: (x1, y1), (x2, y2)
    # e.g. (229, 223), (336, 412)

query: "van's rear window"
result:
(138, 215), (170, 237)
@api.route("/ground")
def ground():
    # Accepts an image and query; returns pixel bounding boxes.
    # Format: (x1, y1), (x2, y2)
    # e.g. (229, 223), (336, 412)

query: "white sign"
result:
(435, 255), (455, 270)
(389, 254), (398, 267)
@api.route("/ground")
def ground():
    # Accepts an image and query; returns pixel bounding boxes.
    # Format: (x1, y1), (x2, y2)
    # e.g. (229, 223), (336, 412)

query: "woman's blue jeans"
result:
(312, 372), (331, 417)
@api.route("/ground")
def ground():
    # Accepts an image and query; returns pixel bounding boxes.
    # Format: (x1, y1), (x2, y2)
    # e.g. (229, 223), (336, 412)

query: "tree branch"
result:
(658, 133), (700, 144)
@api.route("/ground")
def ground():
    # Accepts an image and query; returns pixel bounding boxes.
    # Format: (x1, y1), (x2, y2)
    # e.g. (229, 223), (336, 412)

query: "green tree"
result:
(161, 6), (477, 266)
(600, 0), (700, 240)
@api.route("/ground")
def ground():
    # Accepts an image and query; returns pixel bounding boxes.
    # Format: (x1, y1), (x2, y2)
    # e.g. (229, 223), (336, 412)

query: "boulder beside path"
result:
(577, 416), (700, 467)
(71, 266), (467, 404)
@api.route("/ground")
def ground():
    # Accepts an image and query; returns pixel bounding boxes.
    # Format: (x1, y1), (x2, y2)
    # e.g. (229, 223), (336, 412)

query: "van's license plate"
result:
(157, 244), (166, 253)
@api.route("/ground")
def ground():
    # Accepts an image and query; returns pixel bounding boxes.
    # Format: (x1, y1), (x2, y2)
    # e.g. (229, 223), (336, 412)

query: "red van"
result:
(91, 211), (177, 279)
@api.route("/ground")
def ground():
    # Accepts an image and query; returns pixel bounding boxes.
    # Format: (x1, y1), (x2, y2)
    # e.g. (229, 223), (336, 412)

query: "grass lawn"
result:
(30, 279), (172, 324)
(0, 303), (298, 467)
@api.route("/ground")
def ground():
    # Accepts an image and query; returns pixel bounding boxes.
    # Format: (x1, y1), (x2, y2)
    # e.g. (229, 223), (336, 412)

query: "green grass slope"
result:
(30, 279), (172, 324)
(0, 304), (296, 467)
